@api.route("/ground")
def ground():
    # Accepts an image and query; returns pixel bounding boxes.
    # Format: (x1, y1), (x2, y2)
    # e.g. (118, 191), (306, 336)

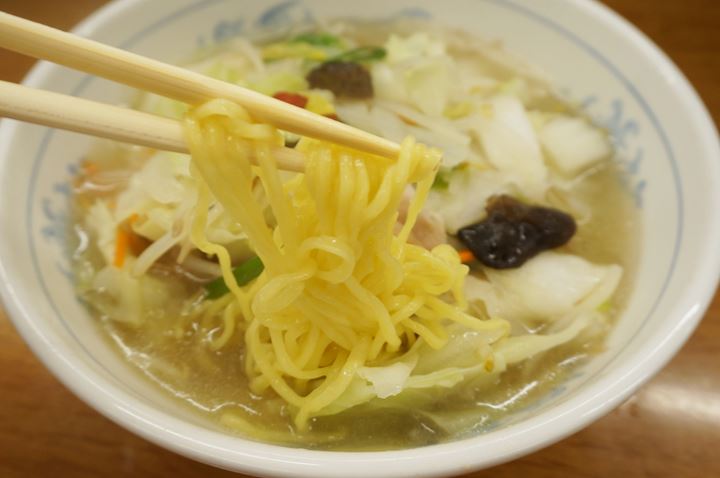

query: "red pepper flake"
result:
(273, 92), (308, 109)
(324, 113), (340, 121)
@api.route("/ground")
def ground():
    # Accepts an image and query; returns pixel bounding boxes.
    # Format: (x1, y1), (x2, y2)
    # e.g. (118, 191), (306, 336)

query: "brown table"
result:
(1, 1), (719, 476)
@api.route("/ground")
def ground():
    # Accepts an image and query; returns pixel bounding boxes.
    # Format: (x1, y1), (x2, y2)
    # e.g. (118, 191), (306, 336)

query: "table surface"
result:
(1, 1), (719, 477)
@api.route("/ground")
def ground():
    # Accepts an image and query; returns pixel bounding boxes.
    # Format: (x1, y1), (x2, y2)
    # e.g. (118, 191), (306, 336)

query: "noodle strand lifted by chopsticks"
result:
(183, 99), (509, 429)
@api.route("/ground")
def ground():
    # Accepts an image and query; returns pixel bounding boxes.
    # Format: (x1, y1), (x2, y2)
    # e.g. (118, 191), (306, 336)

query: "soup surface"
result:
(71, 21), (638, 450)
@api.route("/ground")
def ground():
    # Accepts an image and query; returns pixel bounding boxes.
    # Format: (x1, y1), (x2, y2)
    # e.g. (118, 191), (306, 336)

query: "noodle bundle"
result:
(183, 99), (510, 427)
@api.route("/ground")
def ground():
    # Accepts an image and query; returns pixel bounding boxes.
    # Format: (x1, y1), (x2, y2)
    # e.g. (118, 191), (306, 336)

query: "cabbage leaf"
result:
(468, 251), (623, 324)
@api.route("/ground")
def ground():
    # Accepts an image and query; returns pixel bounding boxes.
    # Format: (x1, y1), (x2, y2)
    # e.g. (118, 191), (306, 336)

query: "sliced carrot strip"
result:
(113, 228), (130, 268)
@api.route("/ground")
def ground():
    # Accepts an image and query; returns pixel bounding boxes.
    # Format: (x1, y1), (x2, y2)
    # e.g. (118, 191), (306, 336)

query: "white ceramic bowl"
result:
(1, 0), (719, 476)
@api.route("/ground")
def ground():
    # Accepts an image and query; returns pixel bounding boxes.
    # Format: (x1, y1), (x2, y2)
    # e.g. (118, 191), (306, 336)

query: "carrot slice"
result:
(113, 214), (145, 267)
(458, 249), (475, 264)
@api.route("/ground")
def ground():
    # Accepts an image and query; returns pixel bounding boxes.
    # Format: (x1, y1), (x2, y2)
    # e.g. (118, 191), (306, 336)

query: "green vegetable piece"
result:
(329, 46), (387, 64)
(597, 300), (613, 313)
(431, 168), (453, 190)
(292, 32), (343, 48)
(205, 256), (264, 300)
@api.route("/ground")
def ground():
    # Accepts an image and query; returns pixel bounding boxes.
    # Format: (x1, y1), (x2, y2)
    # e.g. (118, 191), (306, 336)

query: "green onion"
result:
(328, 46), (387, 64)
(291, 32), (343, 48)
(204, 256), (264, 300)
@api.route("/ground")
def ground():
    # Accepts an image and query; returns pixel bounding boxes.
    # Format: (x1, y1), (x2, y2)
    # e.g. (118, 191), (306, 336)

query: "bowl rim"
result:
(1, 0), (719, 476)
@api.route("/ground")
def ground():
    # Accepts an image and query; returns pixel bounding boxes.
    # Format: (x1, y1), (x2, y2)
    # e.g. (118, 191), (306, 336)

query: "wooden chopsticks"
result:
(0, 12), (401, 160)
(0, 81), (306, 172)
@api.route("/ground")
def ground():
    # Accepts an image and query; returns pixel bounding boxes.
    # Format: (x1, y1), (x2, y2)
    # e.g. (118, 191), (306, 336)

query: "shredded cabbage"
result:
(86, 201), (116, 265)
(358, 355), (418, 399)
(468, 95), (548, 198)
(317, 309), (595, 417)
(374, 33), (457, 117)
(467, 251), (623, 324)
(425, 167), (512, 234)
(540, 116), (612, 176)
(90, 264), (178, 326)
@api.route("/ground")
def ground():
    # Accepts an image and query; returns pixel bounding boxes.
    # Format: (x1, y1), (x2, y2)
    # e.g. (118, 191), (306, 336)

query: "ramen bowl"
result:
(1, 0), (719, 476)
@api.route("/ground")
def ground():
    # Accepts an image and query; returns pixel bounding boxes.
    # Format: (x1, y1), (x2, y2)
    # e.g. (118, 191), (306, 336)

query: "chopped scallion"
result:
(328, 46), (386, 63)
(205, 256), (264, 300)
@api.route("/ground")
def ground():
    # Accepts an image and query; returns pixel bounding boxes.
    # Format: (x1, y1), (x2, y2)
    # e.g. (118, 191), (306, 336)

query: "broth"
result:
(71, 161), (637, 451)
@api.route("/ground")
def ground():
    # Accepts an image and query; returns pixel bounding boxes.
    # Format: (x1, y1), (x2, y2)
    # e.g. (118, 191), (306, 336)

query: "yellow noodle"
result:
(183, 99), (510, 429)
(210, 300), (237, 351)
(295, 338), (369, 427)
(201, 294), (235, 325)
(269, 328), (330, 380)
(294, 325), (320, 369)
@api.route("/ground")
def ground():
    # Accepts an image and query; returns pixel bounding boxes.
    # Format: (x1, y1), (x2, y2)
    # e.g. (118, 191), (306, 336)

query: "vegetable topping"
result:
(307, 61), (374, 99)
(329, 46), (387, 63)
(205, 256), (264, 299)
(458, 195), (576, 269)
(273, 91), (309, 108)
